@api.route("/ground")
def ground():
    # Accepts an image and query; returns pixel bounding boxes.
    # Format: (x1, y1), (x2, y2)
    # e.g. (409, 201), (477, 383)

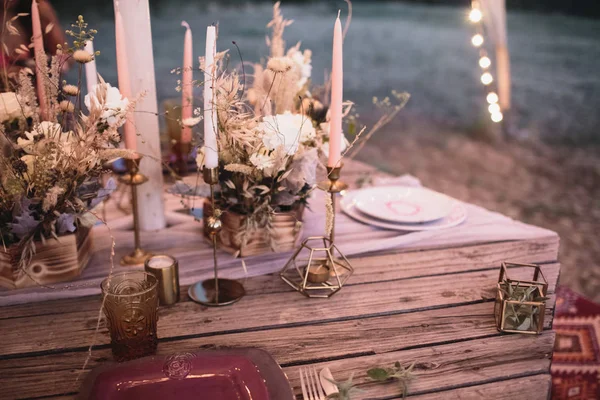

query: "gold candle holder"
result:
(120, 157), (152, 266)
(145, 254), (180, 306)
(280, 164), (353, 298)
(188, 167), (246, 306)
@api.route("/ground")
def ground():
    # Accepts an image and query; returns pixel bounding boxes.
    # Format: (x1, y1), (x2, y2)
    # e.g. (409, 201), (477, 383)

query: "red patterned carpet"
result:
(552, 286), (600, 399)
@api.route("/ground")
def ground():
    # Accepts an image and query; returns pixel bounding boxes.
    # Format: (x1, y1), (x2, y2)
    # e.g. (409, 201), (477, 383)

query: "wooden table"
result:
(0, 161), (560, 400)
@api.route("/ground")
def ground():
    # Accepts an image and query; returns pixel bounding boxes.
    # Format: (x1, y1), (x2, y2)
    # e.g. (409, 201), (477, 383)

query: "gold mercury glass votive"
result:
(145, 254), (180, 306)
(101, 271), (159, 362)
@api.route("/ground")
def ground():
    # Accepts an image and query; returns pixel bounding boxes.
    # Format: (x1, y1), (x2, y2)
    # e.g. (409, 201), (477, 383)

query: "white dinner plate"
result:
(352, 186), (454, 223)
(341, 189), (467, 232)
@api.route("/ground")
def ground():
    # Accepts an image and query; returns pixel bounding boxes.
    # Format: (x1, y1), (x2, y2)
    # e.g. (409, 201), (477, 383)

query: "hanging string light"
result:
(469, 0), (502, 123)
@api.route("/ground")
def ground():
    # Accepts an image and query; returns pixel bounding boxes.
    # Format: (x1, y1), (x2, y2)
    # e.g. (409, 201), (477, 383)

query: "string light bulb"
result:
(488, 103), (500, 114)
(471, 34), (484, 47)
(479, 56), (491, 68)
(481, 72), (493, 85)
(469, 9), (483, 23)
(491, 112), (503, 123)
(486, 92), (499, 104)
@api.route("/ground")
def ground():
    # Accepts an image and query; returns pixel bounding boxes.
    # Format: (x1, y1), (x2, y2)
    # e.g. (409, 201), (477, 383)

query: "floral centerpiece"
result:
(184, 2), (408, 257)
(0, 16), (135, 288)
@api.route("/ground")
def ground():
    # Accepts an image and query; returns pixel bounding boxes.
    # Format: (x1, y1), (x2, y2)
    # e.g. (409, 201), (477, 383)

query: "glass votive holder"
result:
(101, 271), (159, 362)
(145, 254), (180, 306)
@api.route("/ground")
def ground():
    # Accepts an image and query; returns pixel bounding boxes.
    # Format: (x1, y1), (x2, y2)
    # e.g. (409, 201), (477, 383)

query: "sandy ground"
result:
(355, 118), (600, 302)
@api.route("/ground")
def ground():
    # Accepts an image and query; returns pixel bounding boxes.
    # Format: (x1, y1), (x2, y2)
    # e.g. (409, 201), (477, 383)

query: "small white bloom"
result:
(288, 48), (312, 88)
(249, 152), (274, 170)
(17, 121), (65, 152)
(182, 116), (203, 127)
(85, 83), (129, 128)
(259, 112), (316, 155)
(73, 49), (94, 63)
(267, 57), (294, 73)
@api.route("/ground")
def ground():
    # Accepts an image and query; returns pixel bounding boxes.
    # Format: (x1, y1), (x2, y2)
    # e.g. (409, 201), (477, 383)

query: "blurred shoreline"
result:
(52, 0), (600, 20)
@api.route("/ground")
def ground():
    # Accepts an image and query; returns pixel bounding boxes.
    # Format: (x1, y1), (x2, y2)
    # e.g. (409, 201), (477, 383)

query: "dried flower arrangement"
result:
(179, 1), (408, 255)
(0, 15), (135, 283)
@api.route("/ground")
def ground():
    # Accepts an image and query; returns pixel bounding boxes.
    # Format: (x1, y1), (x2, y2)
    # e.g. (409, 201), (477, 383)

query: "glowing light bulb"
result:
(469, 9), (483, 23)
(481, 72), (493, 85)
(491, 112), (503, 123)
(471, 34), (484, 47)
(488, 103), (501, 114)
(479, 56), (491, 68)
(486, 92), (499, 104)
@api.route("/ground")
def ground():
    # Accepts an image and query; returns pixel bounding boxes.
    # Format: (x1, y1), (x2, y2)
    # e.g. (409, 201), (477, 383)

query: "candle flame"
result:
(337, 9), (341, 19)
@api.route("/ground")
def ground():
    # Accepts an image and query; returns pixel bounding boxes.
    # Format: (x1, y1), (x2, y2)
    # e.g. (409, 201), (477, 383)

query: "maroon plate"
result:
(78, 348), (294, 400)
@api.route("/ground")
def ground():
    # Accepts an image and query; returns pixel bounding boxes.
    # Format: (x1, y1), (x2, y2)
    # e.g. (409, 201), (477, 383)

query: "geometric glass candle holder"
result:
(494, 262), (548, 335)
(280, 236), (353, 298)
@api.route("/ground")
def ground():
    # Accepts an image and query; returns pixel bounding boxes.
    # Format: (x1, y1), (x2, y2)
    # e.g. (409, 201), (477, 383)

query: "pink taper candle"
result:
(114, 2), (136, 152)
(181, 21), (193, 144)
(31, 0), (48, 120)
(203, 26), (218, 169)
(327, 11), (343, 168)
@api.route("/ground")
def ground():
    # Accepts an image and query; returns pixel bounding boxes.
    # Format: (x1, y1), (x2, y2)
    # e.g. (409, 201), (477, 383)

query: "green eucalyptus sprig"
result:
(325, 373), (362, 400)
(367, 361), (415, 399)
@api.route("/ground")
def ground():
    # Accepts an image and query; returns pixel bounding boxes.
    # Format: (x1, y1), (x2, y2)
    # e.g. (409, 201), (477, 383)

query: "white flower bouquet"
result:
(188, 2), (408, 255)
(0, 16), (135, 280)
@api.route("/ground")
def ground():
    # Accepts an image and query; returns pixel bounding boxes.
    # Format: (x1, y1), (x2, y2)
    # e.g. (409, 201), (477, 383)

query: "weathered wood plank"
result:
(0, 301), (555, 399)
(410, 374), (552, 400)
(0, 236), (559, 320)
(281, 333), (554, 399)
(0, 263), (559, 358)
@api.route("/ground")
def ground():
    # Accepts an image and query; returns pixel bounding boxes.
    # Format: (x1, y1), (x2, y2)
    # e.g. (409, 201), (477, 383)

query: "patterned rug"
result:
(552, 286), (600, 399)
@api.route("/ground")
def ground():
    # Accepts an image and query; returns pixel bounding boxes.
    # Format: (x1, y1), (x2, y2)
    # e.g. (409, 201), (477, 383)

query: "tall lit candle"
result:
(203, 26), (218, 169)
(327, 11), (343, 168)
(31, 0), (48, 120)
(84, 40), (98, 96)
(181, 21), (193, 144)
(114, 2), (136, 152)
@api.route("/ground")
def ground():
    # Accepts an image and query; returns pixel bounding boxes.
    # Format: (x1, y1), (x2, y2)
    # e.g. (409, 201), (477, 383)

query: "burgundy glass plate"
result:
(78, 348), (294, 400)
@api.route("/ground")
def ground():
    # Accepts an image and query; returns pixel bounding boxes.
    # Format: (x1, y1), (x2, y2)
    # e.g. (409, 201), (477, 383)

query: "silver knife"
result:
(319, 367), (339, 397)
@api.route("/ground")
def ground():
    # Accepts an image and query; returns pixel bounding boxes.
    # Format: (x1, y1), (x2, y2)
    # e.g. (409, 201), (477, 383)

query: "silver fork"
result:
(299, 366), (327, 400)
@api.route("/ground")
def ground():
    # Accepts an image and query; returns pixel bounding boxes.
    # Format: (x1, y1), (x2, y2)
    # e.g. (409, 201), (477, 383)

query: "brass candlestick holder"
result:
(120, 157), (152, 266)
(280, 164), (354, 298)
(188, 167), (246, 306)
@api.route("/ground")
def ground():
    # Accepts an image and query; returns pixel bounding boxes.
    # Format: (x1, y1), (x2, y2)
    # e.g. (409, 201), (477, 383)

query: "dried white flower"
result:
(73, 49), (94, 63)
(62, 84), (79, 96)
(42, 186), (65, 212)
(259, 112), (316, 155)
(85, 83), (129, 128)
(267, 57), (293, 73)
(59, 100), (75, 113)
(249, 152), (275, 170)
(288, 48), (312, 88)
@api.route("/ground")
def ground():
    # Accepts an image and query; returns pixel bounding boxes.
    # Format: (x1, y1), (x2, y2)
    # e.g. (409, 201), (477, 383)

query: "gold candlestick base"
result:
(121, 247), (153, 266)
(280, 164), (354, 298)
(188, 167), (246, 307)
(119, 157), (152, 266)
